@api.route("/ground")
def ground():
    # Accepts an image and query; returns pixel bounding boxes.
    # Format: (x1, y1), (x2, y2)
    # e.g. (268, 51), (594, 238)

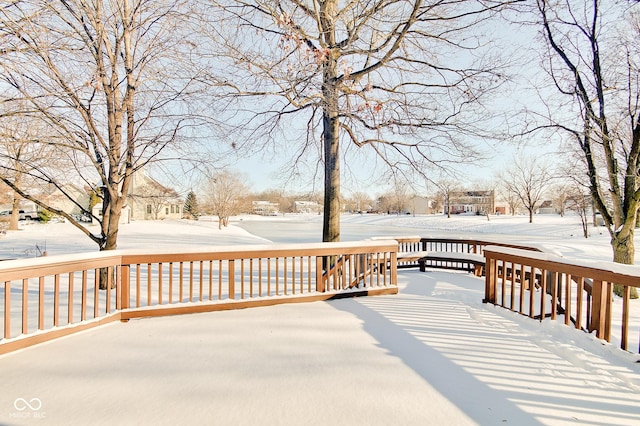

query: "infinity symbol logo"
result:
(14, 398), (42, 411)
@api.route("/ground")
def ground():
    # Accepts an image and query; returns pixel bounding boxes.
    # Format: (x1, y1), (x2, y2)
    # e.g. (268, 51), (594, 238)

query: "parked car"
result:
(18, 210), (38, 221)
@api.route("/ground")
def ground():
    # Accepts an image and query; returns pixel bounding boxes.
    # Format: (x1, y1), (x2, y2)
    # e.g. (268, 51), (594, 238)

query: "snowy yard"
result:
(1, 213), (640, 424)
(1, 269), (639, 425)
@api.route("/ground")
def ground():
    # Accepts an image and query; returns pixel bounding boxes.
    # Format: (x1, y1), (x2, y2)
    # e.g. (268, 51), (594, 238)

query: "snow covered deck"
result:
(2, 269), (639, 425)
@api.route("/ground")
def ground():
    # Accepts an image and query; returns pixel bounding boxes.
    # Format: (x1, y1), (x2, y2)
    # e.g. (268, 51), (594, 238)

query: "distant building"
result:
(537, 200), (557, 214)
(294, 200), (321, 214)
(407, 196), (432, 215)
(494, 201), (510, 216)
(446, 190), (495, 215)
(127, 171), (183, 221)
(41, 183), (90, 217)
(252, 200), (279, 215)
(92, 203), (131, 225)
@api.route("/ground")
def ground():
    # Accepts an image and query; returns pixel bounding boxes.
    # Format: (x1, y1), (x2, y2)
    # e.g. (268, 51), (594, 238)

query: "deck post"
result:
(316, 257), (324, 292)
(121, 265), (130, 312)
(483, 256), (496, 304)
(590, 280), (612, 341)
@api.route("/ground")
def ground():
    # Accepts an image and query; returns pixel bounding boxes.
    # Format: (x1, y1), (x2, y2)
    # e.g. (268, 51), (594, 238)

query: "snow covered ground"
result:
(1, 213), (640, 425)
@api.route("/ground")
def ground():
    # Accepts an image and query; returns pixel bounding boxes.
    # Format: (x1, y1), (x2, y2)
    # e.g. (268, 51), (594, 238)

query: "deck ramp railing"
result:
(483, 246), (640, 353)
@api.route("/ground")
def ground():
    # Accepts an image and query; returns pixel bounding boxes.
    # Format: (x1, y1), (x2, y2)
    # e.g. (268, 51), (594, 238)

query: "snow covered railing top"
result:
(483, 246), (640, 354)
(0, 240), (398, 355)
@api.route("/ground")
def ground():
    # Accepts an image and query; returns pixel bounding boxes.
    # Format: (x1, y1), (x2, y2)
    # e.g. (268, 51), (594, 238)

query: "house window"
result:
(146, 205), (151, 214)
(165, 207), (169, 215)
(171, 205), (175, 214)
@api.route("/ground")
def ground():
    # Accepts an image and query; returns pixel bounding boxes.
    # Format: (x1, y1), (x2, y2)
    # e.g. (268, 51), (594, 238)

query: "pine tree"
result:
(184, 191), (199, 220)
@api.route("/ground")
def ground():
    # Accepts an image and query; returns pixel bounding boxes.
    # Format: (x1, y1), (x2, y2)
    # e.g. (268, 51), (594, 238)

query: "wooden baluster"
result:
(576, 276), (584, 330)
(22, 278), (28, 334)
(54, 275), (60, 327)
(621, 285), (630, 351)
(229, 260), (235, 300)
(4, 281), (11, 339)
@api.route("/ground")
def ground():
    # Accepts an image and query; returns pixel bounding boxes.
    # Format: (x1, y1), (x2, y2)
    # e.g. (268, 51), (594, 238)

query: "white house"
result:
(294, 200), (321, 214)
(252, 200), (279, 215)
(126, 171), (183, 220)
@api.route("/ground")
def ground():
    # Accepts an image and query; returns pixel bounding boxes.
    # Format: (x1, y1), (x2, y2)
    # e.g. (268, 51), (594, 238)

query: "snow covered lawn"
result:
(1, 214), (640, 424)
(1, 269), (639, 425)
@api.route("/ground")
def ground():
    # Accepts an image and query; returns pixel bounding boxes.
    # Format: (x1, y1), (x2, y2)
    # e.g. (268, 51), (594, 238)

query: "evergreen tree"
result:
(184, 191), (199, 220)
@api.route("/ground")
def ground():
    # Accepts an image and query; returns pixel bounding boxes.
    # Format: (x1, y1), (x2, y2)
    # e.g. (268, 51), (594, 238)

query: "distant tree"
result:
(437, 180), (463, 218)
(350, 192), (372, 213)
(184, 191), (200, 220)
(0, 111), (55, 230)
(253, 189), (294, 214)
(497, 180), (521, 216)
(390, 180), (411, 215)
(550, 183), (570, 217)
(206, 171), (248, 229)
(278, 194), (295, 215)
(376, 194), (392, 215)
(429, 194), (443, 215)
(500, 156), (554, 223)
(566, 189), (591, 239)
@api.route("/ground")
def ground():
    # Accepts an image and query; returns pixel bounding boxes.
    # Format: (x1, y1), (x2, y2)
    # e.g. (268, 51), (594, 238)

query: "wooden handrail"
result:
(3, 235), (639, 356)
(0, 241), (398, 355)
(483, 245), (640, 352)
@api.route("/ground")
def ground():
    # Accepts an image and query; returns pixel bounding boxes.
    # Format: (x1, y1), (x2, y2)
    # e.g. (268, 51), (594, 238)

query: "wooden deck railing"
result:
(483, 246), (640, 353)
(388, 236), (544, 272)
(380, 235), (640, 354)
(0, 241), (398, 354)
(3, 234), (639, 356)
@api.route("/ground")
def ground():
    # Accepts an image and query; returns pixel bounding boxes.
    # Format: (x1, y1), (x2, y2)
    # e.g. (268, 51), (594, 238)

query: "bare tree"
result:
(436, 179), (463, 218)
(531, 1), (640, 266)
(497, 177), (521, 216)
(500, 156), (554, 223)
(429, 193), (443, 215)
(0, 112), (56, 230)
(549, 183), (570, 217)
(377, 182), (410, 215)
(209, 0), (517, 241)
(567, 189), (591, 239)
(0, 1), (211, 256)
(350, 191), (372, 213)
(205, 170), (248, 229)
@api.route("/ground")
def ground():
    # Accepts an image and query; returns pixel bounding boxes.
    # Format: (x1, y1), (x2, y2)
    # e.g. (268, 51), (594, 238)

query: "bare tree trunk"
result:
(99, 190), (122, 290)
(8, 168), (22, 231)
(321, 1), (340, 243)
(9, 192), (20, 230)
(322, 108), (341, 242)
(612, 227), (638, 298)
(612, 231), (634, 264)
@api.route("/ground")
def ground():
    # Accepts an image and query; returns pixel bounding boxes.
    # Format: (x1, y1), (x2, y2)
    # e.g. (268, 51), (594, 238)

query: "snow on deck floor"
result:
(1, 270), (640, 426)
